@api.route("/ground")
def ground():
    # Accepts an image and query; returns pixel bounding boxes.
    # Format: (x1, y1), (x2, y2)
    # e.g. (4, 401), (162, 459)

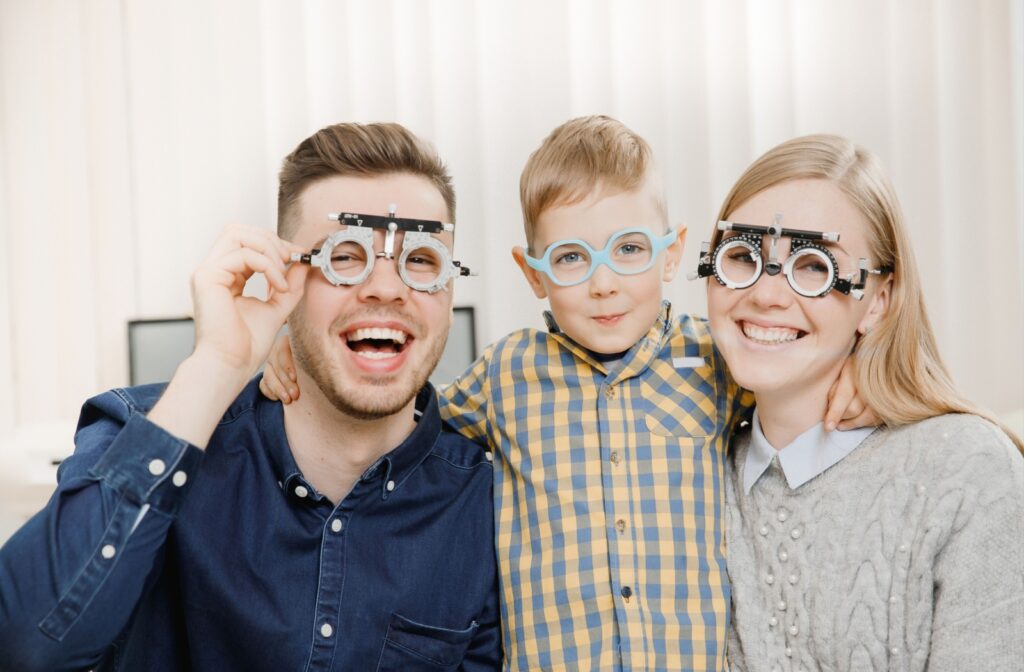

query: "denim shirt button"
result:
(101, 545), (116, 559)
(148, 459), (166, 476)
(331, 519), (343, 533)
(172, 471), (188, 487)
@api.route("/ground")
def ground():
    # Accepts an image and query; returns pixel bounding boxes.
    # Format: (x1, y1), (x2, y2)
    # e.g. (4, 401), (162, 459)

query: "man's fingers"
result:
(208, 224), (296, 264)
(840, 396), (866, 421)
(837, 406), (879, 431)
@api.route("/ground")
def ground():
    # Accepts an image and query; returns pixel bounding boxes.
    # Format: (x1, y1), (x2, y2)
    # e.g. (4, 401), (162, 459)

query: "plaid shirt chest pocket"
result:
(640, 359), (719, 438)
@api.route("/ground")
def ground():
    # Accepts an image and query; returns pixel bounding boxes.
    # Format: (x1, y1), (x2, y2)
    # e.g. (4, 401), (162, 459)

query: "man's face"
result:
(514, 181), (684, 354)
(287, 173), (454, 420)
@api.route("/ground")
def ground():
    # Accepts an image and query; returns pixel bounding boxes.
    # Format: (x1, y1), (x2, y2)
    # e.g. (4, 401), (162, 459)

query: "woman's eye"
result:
(729, 252), (756, 265)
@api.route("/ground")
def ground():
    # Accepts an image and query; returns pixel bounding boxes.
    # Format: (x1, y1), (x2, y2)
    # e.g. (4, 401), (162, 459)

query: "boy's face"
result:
(513, 181), (685, 354)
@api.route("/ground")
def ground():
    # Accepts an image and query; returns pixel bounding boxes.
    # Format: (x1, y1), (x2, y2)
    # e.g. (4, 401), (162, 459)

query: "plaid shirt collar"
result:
(541, 300), (675, 384)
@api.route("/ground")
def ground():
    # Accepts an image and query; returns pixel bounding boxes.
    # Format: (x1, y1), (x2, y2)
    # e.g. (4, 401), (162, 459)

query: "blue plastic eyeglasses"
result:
(525, 227), (677, 287)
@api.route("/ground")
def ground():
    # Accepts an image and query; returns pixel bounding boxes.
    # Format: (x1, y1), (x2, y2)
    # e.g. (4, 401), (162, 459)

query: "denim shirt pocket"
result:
(376, 612), (479, 672)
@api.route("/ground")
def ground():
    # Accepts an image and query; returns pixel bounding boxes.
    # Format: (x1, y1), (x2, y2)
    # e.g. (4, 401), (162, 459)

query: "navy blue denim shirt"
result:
(0, 378), (500, 671)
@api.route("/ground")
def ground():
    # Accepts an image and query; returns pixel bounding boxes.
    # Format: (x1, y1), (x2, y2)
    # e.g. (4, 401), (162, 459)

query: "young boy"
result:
(264, 116), (863, 670)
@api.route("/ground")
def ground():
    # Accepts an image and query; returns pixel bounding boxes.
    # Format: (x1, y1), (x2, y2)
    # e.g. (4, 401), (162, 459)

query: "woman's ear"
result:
(857, 275), (892, 335)
(512, 246), (548, 299)
(662, 226), (688, 282)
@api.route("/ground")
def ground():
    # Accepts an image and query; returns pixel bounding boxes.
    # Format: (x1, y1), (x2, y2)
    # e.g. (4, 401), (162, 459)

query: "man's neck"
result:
(281, 373), (418, 504)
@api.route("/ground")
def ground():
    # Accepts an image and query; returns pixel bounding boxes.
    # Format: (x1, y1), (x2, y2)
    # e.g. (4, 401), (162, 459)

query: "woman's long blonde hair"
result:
(713, 134), (1023, 453)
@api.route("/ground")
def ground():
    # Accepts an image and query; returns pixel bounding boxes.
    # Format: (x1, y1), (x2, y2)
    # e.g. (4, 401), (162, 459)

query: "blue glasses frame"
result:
(525, 227), (677, 287)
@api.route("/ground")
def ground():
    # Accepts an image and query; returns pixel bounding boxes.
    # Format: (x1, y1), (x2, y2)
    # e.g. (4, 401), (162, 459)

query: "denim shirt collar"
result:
(743, 408), (877, 493)
(257, 381), (442, 503)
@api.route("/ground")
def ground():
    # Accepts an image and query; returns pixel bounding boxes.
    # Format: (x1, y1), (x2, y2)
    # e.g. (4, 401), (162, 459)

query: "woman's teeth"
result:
(742, 322), (801, 345)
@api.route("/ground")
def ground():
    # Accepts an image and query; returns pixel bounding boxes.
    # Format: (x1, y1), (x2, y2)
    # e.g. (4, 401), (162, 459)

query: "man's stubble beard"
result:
(288, 305), (449, 421)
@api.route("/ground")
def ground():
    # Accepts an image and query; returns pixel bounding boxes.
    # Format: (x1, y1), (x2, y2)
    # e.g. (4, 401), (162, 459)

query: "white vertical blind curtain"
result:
(1, 0), (1021, 456)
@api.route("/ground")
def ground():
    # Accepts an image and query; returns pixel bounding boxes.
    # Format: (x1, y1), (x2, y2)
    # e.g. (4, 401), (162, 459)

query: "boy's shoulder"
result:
(481, 325), (572, 359)
(673, 313), (711, 339)
(667, 313), (715, 351)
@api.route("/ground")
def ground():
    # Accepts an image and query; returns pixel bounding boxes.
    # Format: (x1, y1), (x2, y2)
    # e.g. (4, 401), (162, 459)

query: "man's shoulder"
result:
(79, 378), (264, 432)
(427, 425), (495, 473)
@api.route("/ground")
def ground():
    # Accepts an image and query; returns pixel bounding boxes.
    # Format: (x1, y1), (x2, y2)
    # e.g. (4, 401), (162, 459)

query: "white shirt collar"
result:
(743, 408), (877, 494)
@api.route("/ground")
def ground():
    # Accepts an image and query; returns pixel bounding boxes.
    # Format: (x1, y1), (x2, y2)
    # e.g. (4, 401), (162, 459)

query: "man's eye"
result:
(408, 255), (440, 268)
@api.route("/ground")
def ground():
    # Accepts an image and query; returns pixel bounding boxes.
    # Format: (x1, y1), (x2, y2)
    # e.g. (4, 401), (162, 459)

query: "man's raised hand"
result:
(147, 225), (308, 448)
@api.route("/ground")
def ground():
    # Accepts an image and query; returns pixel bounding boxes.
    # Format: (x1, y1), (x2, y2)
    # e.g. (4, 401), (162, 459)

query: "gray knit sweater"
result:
(725, 413), (1024, 672)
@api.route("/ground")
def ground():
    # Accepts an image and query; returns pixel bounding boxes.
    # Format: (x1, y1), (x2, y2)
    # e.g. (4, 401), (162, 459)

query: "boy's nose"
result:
(587, 262), (619, 297)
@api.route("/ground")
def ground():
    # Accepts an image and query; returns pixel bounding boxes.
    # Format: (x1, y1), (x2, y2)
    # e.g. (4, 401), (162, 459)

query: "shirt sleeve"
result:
(437, 345), (495, 445)
(0, 388), (204, 672)
(926, 419), (1024, 671)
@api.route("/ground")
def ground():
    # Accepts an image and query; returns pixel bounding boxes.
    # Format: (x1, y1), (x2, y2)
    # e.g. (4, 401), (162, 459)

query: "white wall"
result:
(1, 0), (1022, 479)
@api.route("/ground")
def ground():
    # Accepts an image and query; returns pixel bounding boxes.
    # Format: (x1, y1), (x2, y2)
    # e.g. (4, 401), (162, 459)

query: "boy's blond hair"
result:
(520, 115), (666, 251)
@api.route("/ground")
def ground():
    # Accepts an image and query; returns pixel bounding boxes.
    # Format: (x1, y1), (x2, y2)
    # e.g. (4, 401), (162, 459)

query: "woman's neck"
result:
(754, 379), (834, 449)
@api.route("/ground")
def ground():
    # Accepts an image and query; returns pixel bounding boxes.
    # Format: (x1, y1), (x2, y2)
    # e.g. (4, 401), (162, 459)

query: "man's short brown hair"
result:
(519, 115), (666, 250)
(277, 122), (455, 240)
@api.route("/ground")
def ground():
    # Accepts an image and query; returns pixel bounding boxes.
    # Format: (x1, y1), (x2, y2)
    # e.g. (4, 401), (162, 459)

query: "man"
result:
(0, 123), (500, 671)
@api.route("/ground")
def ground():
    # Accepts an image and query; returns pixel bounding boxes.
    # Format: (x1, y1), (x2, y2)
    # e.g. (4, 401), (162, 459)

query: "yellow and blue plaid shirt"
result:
(441, 302), (752, 671)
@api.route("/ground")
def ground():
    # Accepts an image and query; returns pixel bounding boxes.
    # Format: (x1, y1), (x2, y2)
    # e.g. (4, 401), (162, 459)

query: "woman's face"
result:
(707, 178), (889, 401)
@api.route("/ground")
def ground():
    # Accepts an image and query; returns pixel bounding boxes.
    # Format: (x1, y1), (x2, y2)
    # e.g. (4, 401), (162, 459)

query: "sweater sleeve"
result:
(926, 417), (1024, 672)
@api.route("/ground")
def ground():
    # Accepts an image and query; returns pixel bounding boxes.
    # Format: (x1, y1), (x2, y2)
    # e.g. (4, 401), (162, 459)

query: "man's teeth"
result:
(355, 350), (399, 360)
(348, 327), (408, 344)
(742, 322), (800, 344)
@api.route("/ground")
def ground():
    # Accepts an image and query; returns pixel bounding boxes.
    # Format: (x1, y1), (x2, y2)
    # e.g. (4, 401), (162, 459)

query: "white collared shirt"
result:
(743, 408), (877, 494)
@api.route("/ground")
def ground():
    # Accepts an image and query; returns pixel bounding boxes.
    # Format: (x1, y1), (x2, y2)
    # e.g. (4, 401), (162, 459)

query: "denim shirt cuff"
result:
(88, 412), (204, 514)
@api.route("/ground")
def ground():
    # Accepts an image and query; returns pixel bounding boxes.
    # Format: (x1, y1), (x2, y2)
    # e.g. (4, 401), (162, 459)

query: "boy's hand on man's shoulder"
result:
(260, 335), (299, 404)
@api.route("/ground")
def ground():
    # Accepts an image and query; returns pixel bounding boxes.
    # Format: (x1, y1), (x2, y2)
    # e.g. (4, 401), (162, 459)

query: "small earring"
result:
(859, 324), (871, 336)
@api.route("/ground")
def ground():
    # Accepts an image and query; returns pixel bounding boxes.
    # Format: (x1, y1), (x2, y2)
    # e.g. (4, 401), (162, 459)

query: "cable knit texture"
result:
(725, 414), (1024, 672)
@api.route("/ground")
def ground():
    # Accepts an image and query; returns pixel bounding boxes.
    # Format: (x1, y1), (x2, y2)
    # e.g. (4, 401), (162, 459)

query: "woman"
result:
(699, 134), (1024, 671)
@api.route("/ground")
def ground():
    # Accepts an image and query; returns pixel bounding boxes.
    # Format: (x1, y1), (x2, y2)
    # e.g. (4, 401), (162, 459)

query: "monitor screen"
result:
(128, 318), (196, 387)
(431, 306), (478, 386)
